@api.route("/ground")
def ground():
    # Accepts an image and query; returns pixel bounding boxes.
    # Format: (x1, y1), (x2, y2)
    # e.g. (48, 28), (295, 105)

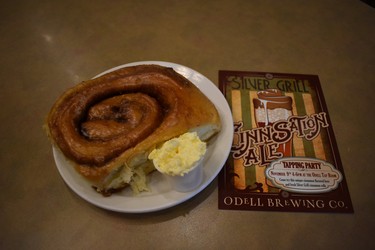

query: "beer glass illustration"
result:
(253, 89), (293, 188)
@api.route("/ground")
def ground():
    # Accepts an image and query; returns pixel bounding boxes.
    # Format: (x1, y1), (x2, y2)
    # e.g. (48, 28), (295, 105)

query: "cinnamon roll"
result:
(46, 64), (221, 195)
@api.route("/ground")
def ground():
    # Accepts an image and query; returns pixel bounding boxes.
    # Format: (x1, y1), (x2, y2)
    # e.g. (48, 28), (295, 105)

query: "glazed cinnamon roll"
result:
(46, 64), (221, 195)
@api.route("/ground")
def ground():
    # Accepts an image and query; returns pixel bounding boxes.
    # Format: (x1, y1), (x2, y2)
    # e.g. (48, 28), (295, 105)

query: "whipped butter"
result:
(148, 132), (206, 176)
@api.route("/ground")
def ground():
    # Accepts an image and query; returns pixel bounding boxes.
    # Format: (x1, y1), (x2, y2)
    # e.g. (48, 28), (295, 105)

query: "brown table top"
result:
(1, 0), (374, 249)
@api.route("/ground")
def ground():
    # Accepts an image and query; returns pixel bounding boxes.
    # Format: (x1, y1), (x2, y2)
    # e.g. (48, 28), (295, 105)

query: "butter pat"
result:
(148, 132), (207, 176)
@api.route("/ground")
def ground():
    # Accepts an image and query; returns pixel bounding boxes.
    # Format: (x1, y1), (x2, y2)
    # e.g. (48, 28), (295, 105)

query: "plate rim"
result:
(53, 61), (233, 213)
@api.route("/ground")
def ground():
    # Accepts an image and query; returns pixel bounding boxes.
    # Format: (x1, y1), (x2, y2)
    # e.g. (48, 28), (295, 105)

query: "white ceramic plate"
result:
(53, 61), (233, 213)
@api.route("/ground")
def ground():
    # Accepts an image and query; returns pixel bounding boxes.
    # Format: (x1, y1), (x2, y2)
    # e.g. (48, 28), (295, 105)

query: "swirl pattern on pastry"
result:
(46, 64), (221, 194)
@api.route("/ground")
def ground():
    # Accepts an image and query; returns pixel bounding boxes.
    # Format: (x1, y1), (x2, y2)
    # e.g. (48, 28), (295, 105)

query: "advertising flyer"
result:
(218, 70), (353, 213)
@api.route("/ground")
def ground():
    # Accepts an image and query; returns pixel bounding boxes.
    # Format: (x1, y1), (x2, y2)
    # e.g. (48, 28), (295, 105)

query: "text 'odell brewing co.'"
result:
(218, 70), (353, 213)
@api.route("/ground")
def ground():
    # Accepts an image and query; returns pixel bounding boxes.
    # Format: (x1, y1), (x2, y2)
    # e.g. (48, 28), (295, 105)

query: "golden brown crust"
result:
(46, 64), (221, 192)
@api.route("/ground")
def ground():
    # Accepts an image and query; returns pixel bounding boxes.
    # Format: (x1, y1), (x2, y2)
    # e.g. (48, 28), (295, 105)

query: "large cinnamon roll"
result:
(46, 64), (221, 196)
